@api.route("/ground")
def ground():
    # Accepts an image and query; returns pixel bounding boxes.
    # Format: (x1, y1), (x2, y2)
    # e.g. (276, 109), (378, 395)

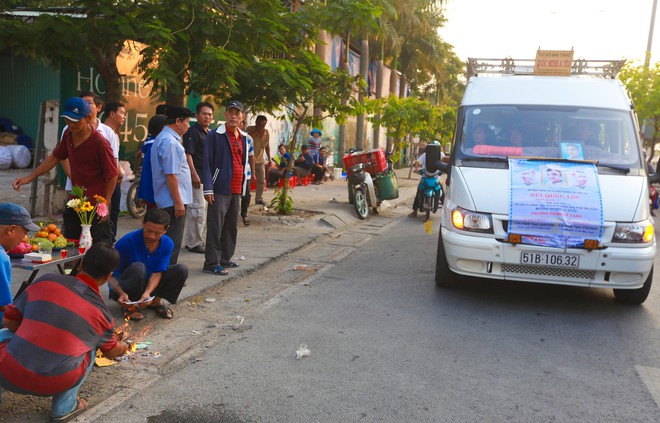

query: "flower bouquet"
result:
(67, 186), (109, 249)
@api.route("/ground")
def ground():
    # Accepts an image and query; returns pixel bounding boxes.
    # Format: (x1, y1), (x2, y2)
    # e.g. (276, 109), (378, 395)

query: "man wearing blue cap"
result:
(12, 97), (118, 244)
(0, 203), (40, 322)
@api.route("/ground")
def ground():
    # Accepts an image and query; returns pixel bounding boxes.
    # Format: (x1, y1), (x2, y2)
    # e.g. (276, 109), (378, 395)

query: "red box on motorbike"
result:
(342, 148), (387, 175)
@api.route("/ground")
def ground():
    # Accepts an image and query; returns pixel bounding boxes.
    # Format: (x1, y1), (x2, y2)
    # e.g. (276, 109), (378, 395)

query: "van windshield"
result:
(457, 105), (642, 172)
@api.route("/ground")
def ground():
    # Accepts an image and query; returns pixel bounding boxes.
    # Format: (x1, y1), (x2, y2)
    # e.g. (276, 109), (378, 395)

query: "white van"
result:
(429, 58), (656, 304)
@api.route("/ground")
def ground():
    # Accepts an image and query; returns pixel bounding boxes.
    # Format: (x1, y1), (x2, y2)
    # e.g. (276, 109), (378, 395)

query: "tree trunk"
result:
(92, 46), (122, 103)
(373, 58), (384, 149)
(387, 60), (398, 153)
(356, 38), (369, 150)
(314, 30), (329, 119)
(338, 32), (351, 165)
(399, 74), (407, 98)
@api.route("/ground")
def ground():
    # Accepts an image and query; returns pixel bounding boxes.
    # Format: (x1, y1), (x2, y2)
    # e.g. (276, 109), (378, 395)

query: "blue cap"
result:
(310, 129), (322, 135)
(0, 203), (40, 231)
(60, 97), (91, 122)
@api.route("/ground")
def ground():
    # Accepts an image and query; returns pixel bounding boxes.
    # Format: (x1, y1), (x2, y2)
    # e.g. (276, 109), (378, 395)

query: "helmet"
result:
(310, 129), (322, 136)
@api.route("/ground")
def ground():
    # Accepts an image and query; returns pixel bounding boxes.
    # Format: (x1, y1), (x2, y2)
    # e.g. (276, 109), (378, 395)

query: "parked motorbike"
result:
(347, 163), (379, 219)
(126, 168), (147, 219)
(415, 169), (443, 221)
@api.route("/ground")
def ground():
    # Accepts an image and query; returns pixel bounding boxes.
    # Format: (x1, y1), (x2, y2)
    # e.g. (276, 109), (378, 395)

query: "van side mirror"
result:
(424, 144), (450, 174)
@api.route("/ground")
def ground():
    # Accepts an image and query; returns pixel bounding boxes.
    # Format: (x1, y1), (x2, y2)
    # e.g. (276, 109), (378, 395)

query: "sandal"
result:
(52, 397), (88, 421)
(242, 216), (251, 226)
(203, 265), (228, 276)
(147, 304), (173, 319)
(123, 308), (144, 321)
(220, 261), (239, 268)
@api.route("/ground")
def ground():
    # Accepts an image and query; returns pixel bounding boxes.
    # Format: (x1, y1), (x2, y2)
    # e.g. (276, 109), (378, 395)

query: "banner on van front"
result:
(508, 159), (603, 248)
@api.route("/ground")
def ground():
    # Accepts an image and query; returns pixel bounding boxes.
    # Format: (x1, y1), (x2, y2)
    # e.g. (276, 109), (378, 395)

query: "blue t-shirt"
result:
(0, 248), (12, 320)
(137, 138), (155, 204)
(111, 229), (174, 287)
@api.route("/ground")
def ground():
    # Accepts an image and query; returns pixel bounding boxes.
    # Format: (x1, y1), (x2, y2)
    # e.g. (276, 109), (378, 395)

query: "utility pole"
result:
(645, 0), (658, 69)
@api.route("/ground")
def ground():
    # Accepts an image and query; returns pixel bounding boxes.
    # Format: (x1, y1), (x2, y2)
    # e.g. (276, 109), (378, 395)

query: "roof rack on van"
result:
(466, 58), (626, 80)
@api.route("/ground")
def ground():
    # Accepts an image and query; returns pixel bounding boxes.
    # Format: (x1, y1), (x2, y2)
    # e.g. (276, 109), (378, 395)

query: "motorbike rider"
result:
(409, 141), (447, 218)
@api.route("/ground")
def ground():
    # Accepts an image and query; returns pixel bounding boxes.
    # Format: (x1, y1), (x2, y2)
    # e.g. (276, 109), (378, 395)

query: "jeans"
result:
(0, 329), (94, 418)
(184, 186), (206, 249)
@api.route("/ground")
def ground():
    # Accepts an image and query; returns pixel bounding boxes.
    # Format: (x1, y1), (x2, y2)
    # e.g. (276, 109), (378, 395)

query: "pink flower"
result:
(96, 202), (109, 218)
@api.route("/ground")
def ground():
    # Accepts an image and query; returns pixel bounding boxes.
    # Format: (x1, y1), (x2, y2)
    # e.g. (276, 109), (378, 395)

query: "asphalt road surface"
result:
(71, 211), (660, 422)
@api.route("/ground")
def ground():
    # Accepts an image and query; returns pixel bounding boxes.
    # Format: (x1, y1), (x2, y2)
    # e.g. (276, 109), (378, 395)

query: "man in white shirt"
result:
(103, 102), (127, 242)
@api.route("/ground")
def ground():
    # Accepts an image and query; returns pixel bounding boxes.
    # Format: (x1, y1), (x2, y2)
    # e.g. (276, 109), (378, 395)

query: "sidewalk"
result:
(9, 167), (420, 309)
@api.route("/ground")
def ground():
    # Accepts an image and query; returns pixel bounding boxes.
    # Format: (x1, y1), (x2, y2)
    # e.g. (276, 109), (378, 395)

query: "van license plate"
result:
(520, 252), (580, 268)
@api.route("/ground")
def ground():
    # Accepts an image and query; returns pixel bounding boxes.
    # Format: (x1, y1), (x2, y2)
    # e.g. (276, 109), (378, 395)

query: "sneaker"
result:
(255, 199), (266, 205)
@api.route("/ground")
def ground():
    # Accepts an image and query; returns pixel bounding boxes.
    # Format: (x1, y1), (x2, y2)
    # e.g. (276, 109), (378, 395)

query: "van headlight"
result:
(612, 221), (654, 243)
(451, 207), (493, 233)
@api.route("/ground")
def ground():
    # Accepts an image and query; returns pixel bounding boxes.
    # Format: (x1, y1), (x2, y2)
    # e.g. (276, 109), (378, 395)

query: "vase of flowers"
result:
(66, 186), (109, 249)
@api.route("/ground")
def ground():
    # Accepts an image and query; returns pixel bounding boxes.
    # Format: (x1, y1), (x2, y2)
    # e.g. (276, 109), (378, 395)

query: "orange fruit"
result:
(47, 224), (57, 232)
(32, 244), (39, 251)
(48, 233), (58, 241)
(54, 229), (61, 236)
(36, 230), (48, 238)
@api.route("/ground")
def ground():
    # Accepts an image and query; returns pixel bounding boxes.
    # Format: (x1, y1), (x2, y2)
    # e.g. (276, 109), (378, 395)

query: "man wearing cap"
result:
(0, 203), (40, 323)
(12, 97), (118, 244)
(247, 115), (271, 205)
(151, 105), (194, 264)
(201, 100), (250, 275)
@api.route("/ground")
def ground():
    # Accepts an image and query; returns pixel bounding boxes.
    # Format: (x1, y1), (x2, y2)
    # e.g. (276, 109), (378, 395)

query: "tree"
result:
(366, 95), (452, 163)
(264, 52), (363, 214)
(0, 0), (138, 102)
(619, 62), (660, 161)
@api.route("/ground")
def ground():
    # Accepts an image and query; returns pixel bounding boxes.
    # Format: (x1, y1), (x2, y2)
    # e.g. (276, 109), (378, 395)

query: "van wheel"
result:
(613, 267), (653, 304)
(436, 230), (460, 288)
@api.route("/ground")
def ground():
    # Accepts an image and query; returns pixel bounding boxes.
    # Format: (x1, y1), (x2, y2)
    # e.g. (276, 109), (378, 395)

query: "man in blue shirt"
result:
(137, 114), (167, 208)
(108, 209), (188, 320)
(293, 144), (314, 178)
(0, 203), (40, 322)
(151, 105), (194, 264)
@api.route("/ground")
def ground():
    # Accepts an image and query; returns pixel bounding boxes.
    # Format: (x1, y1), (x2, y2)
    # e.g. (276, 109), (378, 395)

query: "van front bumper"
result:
(441, 227), (656, 289)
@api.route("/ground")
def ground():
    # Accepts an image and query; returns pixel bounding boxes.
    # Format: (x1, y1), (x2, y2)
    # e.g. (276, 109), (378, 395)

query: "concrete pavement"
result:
(9, 167), (420, 312)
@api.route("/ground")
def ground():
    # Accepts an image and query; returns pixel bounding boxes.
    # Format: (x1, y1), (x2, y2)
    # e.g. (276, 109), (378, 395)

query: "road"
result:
(80, 208), (660, 423)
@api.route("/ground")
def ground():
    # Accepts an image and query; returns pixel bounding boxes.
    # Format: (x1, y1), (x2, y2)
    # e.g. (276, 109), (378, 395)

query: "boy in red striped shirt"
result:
(0, 243), (128, 421)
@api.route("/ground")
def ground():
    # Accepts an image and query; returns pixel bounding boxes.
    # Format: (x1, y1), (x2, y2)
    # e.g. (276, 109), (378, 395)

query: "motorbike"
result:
(347, 163), (379, 219)
(126, 168), (147, 219)
(415, 168), (443, 221)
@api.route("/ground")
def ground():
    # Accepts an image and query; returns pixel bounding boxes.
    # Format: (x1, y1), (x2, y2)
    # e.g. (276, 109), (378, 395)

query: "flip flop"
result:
(147, 304), (173, 319)
(203, 266), (228, 276)
(123, 308), (144, 321)
(221, 261), (239, 268)
(242, 216), (251, 226)
(52, 397), (88, 421)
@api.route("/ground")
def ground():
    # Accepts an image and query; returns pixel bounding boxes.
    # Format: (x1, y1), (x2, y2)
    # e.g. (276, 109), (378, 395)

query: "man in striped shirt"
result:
(0, 243), (129, 421)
